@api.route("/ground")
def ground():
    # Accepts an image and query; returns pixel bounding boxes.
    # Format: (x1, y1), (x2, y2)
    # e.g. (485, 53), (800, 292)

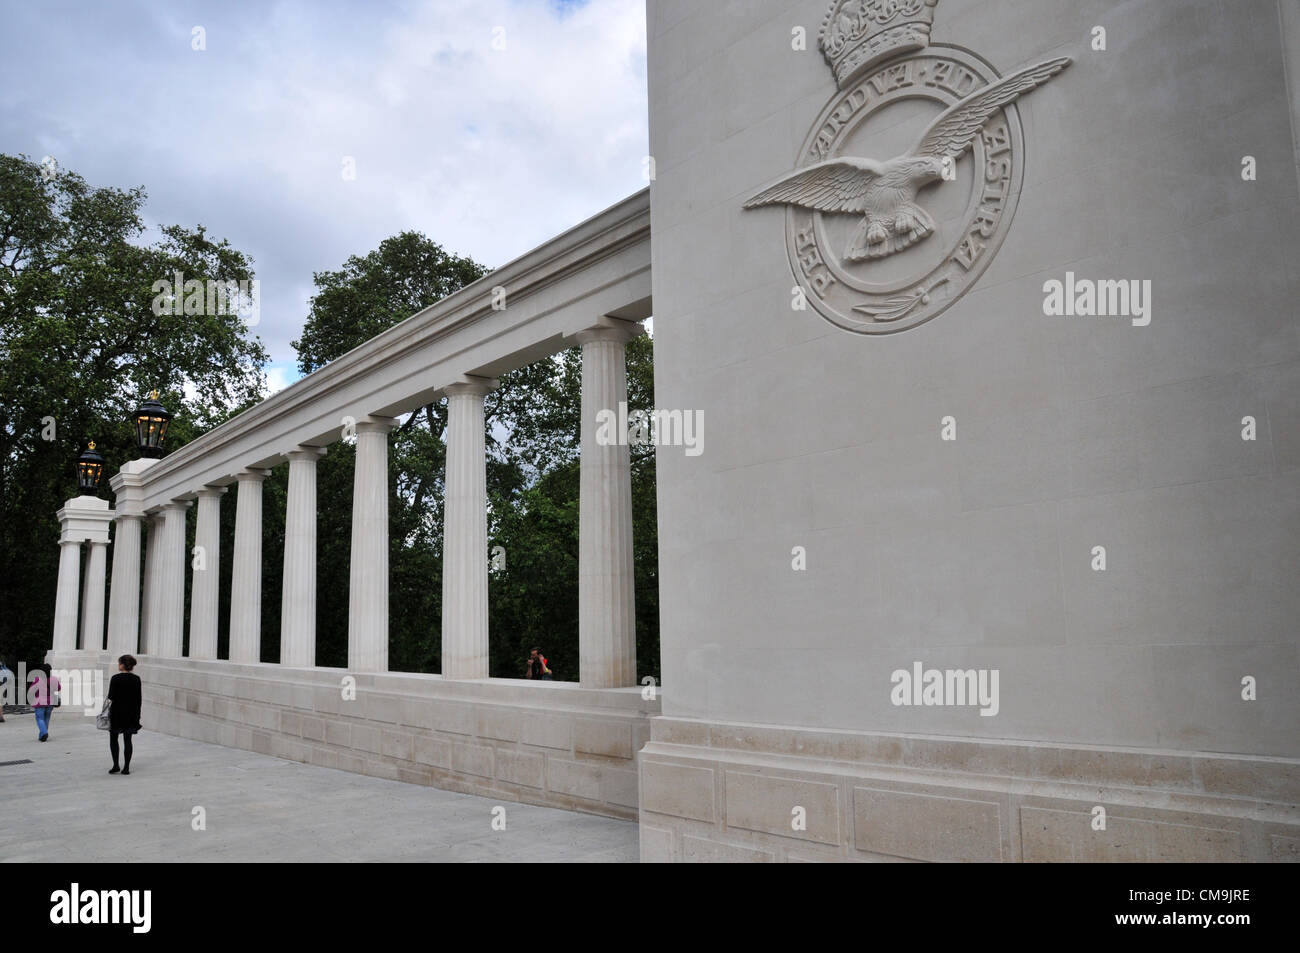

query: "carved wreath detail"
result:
(851, 277), (949, 321)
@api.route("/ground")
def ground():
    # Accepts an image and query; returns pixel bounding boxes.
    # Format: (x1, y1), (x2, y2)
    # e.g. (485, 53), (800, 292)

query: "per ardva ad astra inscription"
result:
(745, 0), (1071, 334)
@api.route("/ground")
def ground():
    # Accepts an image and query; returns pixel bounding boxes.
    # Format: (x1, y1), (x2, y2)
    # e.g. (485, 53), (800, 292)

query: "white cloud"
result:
(0, 0), (648, 367)
(263, 365), (295, 396)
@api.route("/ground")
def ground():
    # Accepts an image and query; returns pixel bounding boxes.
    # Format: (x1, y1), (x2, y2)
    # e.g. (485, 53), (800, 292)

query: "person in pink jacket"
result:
(28, 664), (60, 742)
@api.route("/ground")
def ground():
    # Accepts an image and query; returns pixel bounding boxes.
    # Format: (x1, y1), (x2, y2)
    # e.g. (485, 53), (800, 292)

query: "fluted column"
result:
(441, 379), (494, 679)
(188, 486), (226, 660)
(281, 447), (326, 668)
(52, 541), (82, 653)
(349, 418), (398, 673)
(229, 469), (270, 663)
(577, 325), (640, 688)
(140, 513), (164, 654)
(107, 514), (143, 655)
(155, 501), (190, 657)
(107, 457), (158, 657)
(79, 541), (108, 651)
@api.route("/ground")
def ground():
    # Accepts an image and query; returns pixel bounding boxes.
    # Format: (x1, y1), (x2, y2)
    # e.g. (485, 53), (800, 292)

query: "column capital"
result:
(57, 495), (114, 545)
(107, 457), (160, 491)
(195, 485), (228, 500)
(285, 446), (328, 462)
(236, 467), (273, 483)
(572, 318), (645, 346)
(159, 499), (193, 512)
(108, 458), (160, 519)
(443, 376), (498, 398)
(355, 415), (400, 435)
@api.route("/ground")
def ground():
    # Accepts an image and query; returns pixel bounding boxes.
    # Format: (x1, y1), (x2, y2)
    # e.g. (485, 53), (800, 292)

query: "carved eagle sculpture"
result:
(744, 57), (1071, 262)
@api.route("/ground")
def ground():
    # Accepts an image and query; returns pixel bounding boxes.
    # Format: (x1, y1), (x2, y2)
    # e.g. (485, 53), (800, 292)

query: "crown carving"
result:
(819, 0), (940, 88)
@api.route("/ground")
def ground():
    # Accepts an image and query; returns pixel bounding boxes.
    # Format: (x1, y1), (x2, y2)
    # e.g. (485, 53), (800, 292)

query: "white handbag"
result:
(95, 699), (112, 731)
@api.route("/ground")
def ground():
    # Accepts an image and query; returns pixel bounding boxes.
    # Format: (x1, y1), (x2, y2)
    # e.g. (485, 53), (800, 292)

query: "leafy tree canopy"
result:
(0, 153), (269, 668)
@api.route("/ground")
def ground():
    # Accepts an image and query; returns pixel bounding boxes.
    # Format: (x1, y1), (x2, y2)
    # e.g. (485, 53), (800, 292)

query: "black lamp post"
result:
(132, 390), (173, 459)
(76, 441), (106, 495)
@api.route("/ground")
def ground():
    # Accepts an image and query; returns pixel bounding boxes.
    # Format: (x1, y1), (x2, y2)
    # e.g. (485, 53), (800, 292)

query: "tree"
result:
(0, 153), (268, 669)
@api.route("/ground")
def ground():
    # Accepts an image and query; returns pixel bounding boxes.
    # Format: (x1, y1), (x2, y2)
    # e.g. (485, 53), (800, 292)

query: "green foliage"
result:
(292, 231), (486, 376)
(0, 153), (268, 669)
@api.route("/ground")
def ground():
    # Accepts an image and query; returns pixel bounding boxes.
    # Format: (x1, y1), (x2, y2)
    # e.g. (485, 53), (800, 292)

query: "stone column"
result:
(106, 457), (158, 656)
(52, 541), (82, 654)
(79, 541), (108, 651)
(155, 501), (190, 658)
(188, 486), (226, 660)
(349, 418), (398, 673)
(140, 513), (164, 655)
(441, 379), (494, 679)
(576, 325), (640, 688)
(107, 514), (143, 655)
(52, 494), (114, 656)
(281, 447), (326, 668)
(229, 469), (271, 663)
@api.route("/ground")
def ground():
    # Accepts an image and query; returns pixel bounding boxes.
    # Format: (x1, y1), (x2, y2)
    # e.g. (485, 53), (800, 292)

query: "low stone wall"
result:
(638, 718), (1300, 862)
(52, 651), (657, 820)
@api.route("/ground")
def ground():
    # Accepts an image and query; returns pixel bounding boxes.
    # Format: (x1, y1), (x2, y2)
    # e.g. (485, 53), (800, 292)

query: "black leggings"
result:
(109, 730), (133, 768)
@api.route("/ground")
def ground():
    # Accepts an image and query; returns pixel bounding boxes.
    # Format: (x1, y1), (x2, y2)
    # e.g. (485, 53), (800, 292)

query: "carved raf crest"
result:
(745, 0), (1071, 334)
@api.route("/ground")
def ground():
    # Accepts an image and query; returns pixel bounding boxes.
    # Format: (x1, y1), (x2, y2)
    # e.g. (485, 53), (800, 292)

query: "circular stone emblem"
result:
(753, 46), (1049, 335)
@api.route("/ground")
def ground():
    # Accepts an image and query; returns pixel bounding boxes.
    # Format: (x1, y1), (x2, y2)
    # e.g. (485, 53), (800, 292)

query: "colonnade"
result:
(51, 322), (641, 688)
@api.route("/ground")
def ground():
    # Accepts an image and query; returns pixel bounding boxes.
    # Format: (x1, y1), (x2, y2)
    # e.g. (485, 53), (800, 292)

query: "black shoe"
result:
(39, 734), (47, 742)
(109, 766), (120, 774)
(121, 768), (130, 775)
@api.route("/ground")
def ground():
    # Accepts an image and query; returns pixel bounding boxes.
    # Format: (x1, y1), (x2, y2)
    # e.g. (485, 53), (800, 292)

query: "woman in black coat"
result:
(107, 654), (142, 775)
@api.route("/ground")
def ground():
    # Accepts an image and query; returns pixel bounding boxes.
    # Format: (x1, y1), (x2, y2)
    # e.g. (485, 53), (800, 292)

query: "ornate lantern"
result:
(132, 390), (173, 459)
(76, 441), (106, 494)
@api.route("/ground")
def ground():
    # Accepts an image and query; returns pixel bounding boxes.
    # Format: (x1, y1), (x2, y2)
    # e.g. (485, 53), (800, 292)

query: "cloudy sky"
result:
(0, 0), (648, 393)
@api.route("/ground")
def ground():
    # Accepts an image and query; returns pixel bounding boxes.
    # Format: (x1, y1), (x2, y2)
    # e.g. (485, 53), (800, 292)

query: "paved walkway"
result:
(0, 708), (638, 862)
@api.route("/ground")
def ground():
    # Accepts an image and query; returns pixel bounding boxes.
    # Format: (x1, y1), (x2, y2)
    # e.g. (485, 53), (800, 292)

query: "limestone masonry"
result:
(45, 0), (1300, 863)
